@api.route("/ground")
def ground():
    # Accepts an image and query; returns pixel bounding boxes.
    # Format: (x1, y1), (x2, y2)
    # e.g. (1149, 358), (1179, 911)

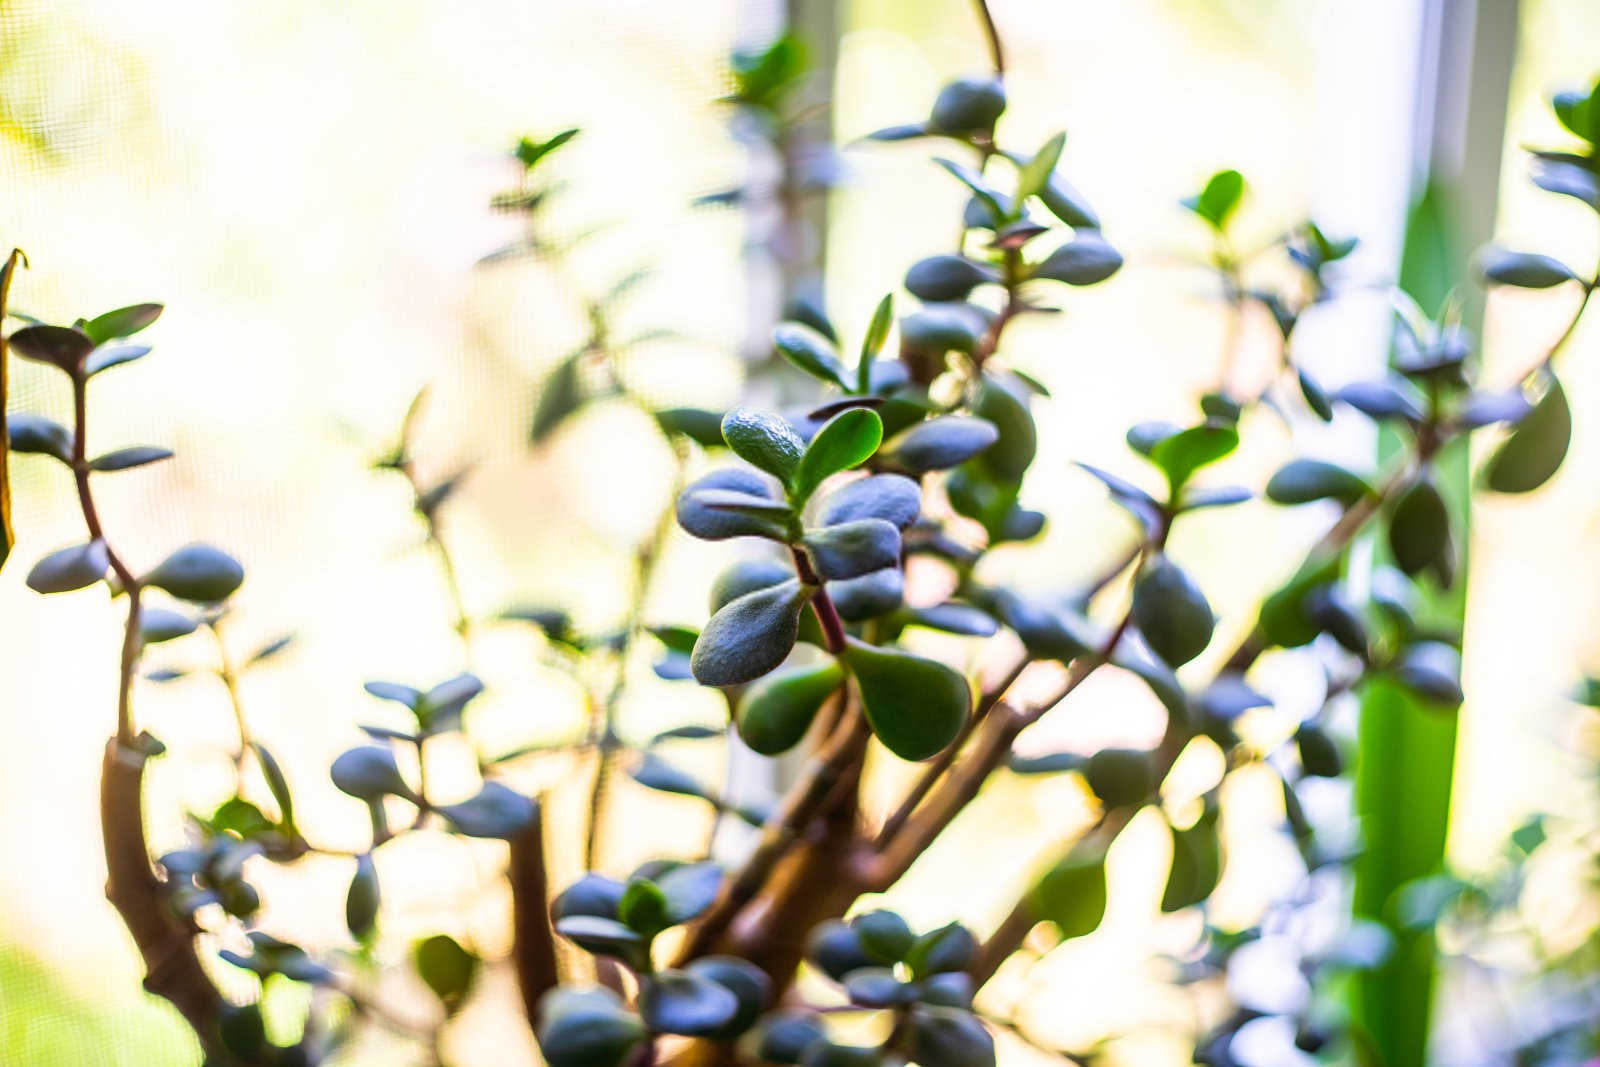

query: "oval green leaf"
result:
(841, 638), (969, 761)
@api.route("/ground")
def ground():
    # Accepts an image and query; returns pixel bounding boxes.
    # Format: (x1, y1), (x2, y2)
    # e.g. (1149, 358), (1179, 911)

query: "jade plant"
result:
(5, 8), (1599, 1067)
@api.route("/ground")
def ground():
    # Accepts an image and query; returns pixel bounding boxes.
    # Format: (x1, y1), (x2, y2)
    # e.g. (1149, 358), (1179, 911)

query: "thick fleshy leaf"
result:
(880, 416), (998, 472)
(330, 746), (417, 803)
(1082, 748), (1156, 808)
(1296, 723), (1344, 777)
(553, 874), (626, 921)
(695, 487), (793, 520)
(1196, 676), (1271, 722)
(929, 75), (1006, 134)
(618, 878), (670, 937)
(1030, 233), (1123, 285)
(971, 374), (1036, 482)
(774, 323), (850, 389)
(1532, 156), (1600, 208)
(1161, 806), (1222, 912)
(1335, 379), (1424, 422)
(804, 1042), (885, 1067)
(792, 408), (883, 504)
(841, 638), (968, 761)
(1258, 552), (1343, 648)
(844, 968), (914, 1008)
(864, 122), (930, 142)
(413, 934), (479, 1012)
(631, 752), (710, 799)
(1007, 751), (1084, 775)
(1553, 87), (1599, 141)
(1482, 377), (1570, 493)
(806, 921), (874, 982)
(909, 1006), (996, 1067)
(1110, 637), (1187, 720)
(898, 302), (987, 356)
(251, 742), (294, 827)
(1131, 556), (1215, 667)
(1182, 169), (1246, 229)
(1126, 420), (1179, 456)
(655, 406), (727, 448)
(9, 325), (93, 372)
(917, 972), (975, 1009)
(364, 681), (422, 709)
(417, 672), (485, 732)
(1387, 475), (1449, 578)
(907, 601), (998, 637)
(736, 661), (844, 755)
(819, 474), (921, 529)
(858, 293), (895, 394)
(1265, 458), (1373, 505)
(140, 607), (197, 644)
(904, 923), (977, 978)
(346, 852), (380, 939)
(709, 558), (793, 612)
(554, 915), (648, 964)
(144, 543), (244, 603)
(801, 519), (900, 580)
(722, 408), (806, 483)
(1029, 837), (1107, 937)
(82, 303), (162, 345)
(530, 353), (584, 443)
(828, 567), (904, 622)
(686, 955), (771, 1038)
(1457, 388), (1532, 429)
(677, 468), (789, 541)
(852, 909), (915, 962)
(756, 1011), (829, 1065)
(639, 969), (741, 1037)
(536, 987), (645, 1067)
(84, 344), (152, 377)
(1013, 131), (1066, 204)
(438, 782), (536, 839)
(1178, 484), (1252, 511)
(7, 414), (72, 462)
(655, 861), (723, 925)
(1037, 171), (1100, 229)
(904, 255), (996, 302)
(1074, 461), (1163, 533)
(1308, 585), (1369, 653)
(1298, 367), (1334, 420)
(1147, 423), (1237, 495)
(691, 579), (810, 686)
(1479, 247), (1577, 288)
(89, 445), (173, 472)
(26, 540), (108, 593)
(992, 592), (1096, 661)
(1394, 641), (1463, 706)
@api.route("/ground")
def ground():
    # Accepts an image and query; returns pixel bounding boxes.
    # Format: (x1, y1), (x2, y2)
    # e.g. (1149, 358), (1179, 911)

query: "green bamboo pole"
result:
(1351, 3), (1518, 1062)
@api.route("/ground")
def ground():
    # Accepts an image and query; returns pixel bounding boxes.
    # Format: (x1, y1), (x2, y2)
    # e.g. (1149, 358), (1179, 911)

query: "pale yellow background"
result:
(1, 1), (1597, 1063)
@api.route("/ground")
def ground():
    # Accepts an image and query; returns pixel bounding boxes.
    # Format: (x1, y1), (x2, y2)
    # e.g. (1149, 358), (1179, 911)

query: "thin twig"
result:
(584, 439), (689, 869)
(205, 616), (251, 768)
(971, 0), (1006, 76)
(68, 365), (228, 1050)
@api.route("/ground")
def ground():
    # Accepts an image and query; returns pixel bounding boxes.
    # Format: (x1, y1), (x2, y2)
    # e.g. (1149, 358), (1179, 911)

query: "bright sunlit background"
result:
(2, 0), (1598, 1063)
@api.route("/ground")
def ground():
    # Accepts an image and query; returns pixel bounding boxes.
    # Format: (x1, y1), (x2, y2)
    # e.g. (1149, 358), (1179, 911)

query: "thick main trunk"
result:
(662, 757), (869, 1067)
(101, 739), (226, 1056)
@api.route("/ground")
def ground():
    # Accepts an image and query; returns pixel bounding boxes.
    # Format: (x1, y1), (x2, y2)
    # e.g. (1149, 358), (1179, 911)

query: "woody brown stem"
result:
(102, 740), (227, 1052)
(508, 802), (560, 1029)
(674, 697), (867, 963)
